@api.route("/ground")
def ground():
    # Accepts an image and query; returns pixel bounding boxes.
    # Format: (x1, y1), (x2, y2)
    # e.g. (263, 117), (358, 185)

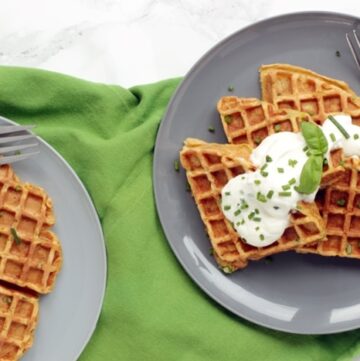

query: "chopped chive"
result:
(241, 176), (245, 180)
(255, 226), (260, 231)
(302, 146), (308, 152)
(254, 180), (261, 185)
(224, 205), (231, 211)
(222, 265), (234, 274)
(354, 134), (359, 140)
(209, 248), (214, 255)
(224, 115), (232, 124)
(288, 159), (298, 167)
(260, 163), (268, 171)
(253, 217), (261, 222)
(336, 199), (346, 207)
(241, 203), (249, 210)
(174, 159), (180, 172)
(14, 185), (22, 192)
(335, 50), (341, 57)
(282, 184), (291, 191)
(240, 219), (245, 225)
(278, 191), (292, 197)
(10, 228), (21, 245)
(254, 208), (259, 214)
(329, 115), (350, 139)
(288, 178), (296, 185)
(234, 209), (241, 216)
(248, 212), (255, 220)
(208, 126), (215, 133)
(266, 155), (272, 162)
(256, 192), (267, 203)
(254, 137), (262, 145)
(236, 221), (241, 226)
(330, 133), (336, 142)
(277, 167), (284, 173)
(260, 234), (265, 241)
(228, 85), (234, 92)
(267, 190), (274, 199)
(225, 192), (230, 196)
(346, 243), (352, 255)
(260, 171), (269, 177)
(274, 124), (281, 132)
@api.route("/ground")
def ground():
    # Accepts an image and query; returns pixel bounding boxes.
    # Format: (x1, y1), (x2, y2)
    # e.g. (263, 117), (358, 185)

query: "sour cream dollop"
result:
(221, 114), (360, 247)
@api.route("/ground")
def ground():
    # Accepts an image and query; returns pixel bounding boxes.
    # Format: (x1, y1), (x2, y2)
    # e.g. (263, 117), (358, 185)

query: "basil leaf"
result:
(301, 122), (328, 155)
(295, 155), (323, 194)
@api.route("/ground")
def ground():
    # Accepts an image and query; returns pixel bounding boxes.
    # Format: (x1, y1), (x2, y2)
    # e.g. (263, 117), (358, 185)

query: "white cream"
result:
(221, 114), (360, 248)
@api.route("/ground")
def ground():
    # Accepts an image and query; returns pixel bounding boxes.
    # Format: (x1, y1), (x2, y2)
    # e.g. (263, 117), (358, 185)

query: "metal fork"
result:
(346, 29), (360, 71)
(0, 115), (39, 165)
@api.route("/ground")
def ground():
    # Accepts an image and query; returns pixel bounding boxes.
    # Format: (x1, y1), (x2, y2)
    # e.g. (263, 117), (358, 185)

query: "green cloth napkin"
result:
(1, 66), (360, 361)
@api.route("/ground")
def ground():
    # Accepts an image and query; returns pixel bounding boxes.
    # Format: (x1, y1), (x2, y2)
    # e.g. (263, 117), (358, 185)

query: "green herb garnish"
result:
(248, 212), (255, 220)
(330, 133), (336, 142)
(295, 122), (328, 194)
(278, 191), (292, 197)
(14, 150), (21, 156)
(267, 190), (274, 199)
(253, 217), (261, 222)
(222, 265), (234, 274)
(254, 137), (262, 145)
(339, 159), (346, 168)
(224, 205), (231, 211)
(282, 184), (290, 191)
(174, 159), (180, 172)
(14, 185), (22, 192)
(266, 155), (272, 162)
(336, 199), (346, 207)
(254, 180), (261, 185)
(225, 192), (230, 196)
(208, 126), (215, 133)
(274, 124), (281, 133)
(10, 228), (21, 245)
(354, 134), (359, 140)
(228, 85), (234, 92)
(288, 159), (298, 167)
(260, 234), (265, 241)
(234, 209), (241, 216)
(260, 171), (269, 177)
(277, 167), (284, 173)
(288, 178), (296, 185)
(256, 192), (267, 203)
(224, 115), (232, 124)
(336, 50), (341, 57)
(329, 115), (350, 139)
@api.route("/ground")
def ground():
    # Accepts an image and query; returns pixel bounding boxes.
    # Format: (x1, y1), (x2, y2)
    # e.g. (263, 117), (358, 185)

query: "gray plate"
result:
(153, 12), (360, 334)
(0, 117), (107, 360)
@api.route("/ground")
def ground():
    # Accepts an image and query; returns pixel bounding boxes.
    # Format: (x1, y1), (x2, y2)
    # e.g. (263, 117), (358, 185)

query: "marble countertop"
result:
(1, 0), (360, 87)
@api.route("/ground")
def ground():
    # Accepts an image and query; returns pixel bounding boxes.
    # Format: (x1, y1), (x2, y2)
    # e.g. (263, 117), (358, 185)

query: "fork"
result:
(0, 115), (39, 165)
(346, 29), (360, 71)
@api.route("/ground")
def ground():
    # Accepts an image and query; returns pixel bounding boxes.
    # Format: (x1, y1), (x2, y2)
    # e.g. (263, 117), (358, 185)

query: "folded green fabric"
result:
(1, 66), (360, 361)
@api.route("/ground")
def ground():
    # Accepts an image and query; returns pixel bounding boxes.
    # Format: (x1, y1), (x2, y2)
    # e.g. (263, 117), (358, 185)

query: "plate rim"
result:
(0, 114), (107, 358)
(153, 10), (360, 335)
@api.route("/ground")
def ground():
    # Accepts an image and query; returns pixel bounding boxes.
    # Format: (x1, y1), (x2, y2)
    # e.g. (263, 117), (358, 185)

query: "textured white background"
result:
(0, 0), (359, 86)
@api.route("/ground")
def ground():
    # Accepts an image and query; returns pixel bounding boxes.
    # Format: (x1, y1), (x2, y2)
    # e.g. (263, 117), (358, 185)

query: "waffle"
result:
(259, 64), (360, 259)
(0, 165), (62, 294)
(298, 157), (360, 258)
(260, 63), (360, 124)
(180, 138), (326, 271)
(0, 284), (39, 361)
(217, 96), (346, 186)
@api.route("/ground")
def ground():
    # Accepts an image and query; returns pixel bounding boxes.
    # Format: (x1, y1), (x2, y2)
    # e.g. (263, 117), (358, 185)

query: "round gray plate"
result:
(154, 12), (360, 334)
(0, 117), (107, 359)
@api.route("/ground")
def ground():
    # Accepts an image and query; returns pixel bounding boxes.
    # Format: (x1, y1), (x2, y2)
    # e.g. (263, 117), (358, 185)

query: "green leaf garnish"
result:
(278, 191), (292, 197)
(266, 155), (272, 162)
(10, 228), (21, 245)
(224, 205), (231, 211)
(300, 121), (328, 155)
(288, 159), (298, 167)
(174, 159), (180, 172)
(277, 167), (284, 173)
(208, 126), (215, 133)
(328, 115), (350, 139)
(266, 190), (274, 199)
(274, 124), (281, 133)
(295, 155), (323, 194)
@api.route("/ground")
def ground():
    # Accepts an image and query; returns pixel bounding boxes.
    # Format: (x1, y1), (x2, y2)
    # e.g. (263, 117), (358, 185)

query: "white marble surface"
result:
(0, 0), (360, 86)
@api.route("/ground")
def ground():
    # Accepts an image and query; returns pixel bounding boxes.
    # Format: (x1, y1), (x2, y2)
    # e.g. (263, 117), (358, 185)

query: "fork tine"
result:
(346, 32), (360, 71)
(0, 150), (40, 165)
(0, 125), (35, 135)
(353, 29), (360, 48)
(0, 134), (36, 144)
(0, 143), (38, 154)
